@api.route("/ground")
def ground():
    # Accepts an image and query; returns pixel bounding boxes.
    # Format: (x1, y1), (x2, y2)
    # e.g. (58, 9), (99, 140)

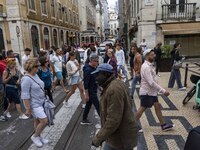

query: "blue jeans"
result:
(103, 143), (133, 150)
(117, 65), (127, 78)
(130, 75), (141, 97)
(168, 68), (183, 88)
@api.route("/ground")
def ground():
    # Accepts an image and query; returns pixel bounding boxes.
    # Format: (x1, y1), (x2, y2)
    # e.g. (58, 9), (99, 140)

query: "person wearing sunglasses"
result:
(21, 58), (49, 147)
(3, 58), (28, 120)
(38, 56), (53, 102)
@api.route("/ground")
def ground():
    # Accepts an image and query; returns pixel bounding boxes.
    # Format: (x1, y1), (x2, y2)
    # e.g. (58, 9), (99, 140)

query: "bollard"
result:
(184, 63), (188, 87)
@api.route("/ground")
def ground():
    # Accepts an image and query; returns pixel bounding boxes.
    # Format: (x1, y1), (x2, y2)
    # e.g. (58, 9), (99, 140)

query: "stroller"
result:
(182, 74), (200, 110)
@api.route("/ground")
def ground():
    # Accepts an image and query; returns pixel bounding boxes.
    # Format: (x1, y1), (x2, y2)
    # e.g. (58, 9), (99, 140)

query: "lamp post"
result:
(16, 25), (22, 63)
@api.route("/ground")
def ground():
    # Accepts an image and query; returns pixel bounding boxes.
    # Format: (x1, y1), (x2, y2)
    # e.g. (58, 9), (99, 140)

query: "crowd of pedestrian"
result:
(0, 39), (187, 149)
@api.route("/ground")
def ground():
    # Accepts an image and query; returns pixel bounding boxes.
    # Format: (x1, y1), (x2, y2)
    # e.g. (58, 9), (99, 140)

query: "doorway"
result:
(31, 26), (40, 56)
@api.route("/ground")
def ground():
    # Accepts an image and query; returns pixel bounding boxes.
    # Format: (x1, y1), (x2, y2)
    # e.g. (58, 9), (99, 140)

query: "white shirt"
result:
(83, 48), (98, 63)
(66, 60), (79, 77)
(22, 54), (29, 67)
(51, 55), (63, 72)
(115, 49), (125, 66)
(140, 42), (147, 52)
(139, 61), (165, 96)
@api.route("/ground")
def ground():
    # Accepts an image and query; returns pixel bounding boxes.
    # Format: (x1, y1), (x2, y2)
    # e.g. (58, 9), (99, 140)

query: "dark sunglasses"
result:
(34, 65), (39, 68)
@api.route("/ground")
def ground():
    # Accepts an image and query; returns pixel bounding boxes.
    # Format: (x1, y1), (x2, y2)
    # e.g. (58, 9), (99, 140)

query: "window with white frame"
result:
(28, 0), (36, 10)
(58, 3), (62, 20)
(51, 0), (55, 17)
(41, 0), (47, 15)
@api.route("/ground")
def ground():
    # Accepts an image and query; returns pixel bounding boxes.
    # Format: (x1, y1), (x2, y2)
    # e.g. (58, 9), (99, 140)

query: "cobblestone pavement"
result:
(130, 68), (200, 150)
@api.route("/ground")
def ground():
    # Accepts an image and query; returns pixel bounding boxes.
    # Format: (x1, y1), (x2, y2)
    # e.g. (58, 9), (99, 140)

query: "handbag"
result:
(173, 60), (182, 69)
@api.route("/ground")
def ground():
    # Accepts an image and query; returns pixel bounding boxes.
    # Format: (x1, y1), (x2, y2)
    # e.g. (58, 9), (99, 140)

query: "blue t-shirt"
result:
(37, 67), (52, 88)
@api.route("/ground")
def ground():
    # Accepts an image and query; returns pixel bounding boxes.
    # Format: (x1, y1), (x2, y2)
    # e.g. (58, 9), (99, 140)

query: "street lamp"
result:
(16, 25), (22, 63)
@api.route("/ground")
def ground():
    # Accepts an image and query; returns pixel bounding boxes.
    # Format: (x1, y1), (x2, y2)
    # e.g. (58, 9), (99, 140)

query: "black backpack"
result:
(184, 126), (200, 150)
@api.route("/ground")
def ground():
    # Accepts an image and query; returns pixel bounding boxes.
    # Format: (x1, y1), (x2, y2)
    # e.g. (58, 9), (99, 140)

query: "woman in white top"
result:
(63, 51), (85, 107)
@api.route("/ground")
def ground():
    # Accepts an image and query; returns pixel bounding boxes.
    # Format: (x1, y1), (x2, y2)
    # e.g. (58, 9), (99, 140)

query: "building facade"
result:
(101, 0), (110, 40)
(119, 0), (200, 56)
(108, 4), (119, 39)
(0, 0), (80, 56)
(78, 0), (99, 45)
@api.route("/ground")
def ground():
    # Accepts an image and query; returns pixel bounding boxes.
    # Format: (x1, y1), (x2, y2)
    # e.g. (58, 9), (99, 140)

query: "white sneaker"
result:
(19, 114), (29, 120)
(40, 137), (49, 144)
(63, 101), (71, 108)
(5, 112), (11, 118)
(178, 87), (186, 91)
(31, 135), (43, 147)
(0, 115), (7, 122)
(82, 104), (86, 109)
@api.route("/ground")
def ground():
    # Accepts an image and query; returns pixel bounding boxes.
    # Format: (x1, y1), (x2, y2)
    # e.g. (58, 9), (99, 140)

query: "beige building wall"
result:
(2, 0), (80, 57)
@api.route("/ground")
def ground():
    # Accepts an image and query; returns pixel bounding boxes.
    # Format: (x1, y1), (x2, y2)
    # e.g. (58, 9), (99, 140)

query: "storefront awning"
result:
(160, 22), (200, 35)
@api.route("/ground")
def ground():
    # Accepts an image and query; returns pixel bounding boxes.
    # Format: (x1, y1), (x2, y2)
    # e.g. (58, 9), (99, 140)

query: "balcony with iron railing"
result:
(162, 3), (196, 21)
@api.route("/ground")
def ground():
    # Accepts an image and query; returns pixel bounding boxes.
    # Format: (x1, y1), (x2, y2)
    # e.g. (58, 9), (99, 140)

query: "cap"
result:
(91, 63), (113, 74)
(143, 48), (154, 57)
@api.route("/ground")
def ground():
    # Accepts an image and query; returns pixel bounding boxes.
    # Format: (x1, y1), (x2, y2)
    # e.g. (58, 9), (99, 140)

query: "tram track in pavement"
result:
(53, 103), (83, 150)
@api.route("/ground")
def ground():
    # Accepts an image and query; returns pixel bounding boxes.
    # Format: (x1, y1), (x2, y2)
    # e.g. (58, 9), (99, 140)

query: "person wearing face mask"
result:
(91, 63), (138, 150)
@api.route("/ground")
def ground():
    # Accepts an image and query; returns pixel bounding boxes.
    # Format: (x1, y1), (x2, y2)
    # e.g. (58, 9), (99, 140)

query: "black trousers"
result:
(45, 86), (53, 103)
(83, 93), (100, 120)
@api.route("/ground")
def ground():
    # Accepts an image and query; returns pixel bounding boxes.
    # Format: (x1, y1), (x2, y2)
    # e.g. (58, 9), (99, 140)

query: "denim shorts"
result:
(70, 76), (82, 85)
(140, 95), (158, 108)
(56, 71), (63, 80)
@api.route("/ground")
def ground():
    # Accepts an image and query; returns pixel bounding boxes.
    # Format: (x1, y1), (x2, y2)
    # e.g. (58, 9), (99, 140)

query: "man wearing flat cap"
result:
(92, 63), (138, 150)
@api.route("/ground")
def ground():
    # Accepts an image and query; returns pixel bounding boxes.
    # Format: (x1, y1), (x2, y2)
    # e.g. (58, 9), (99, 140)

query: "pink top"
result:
(139, 61), (166, 96)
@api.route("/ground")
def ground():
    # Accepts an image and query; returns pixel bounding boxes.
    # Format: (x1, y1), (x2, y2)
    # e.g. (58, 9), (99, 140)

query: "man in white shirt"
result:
(51, 48), (69, 93)
(135, 49), (174, 132)
(83, 44), (98, 64)
(22, 48), (31, 68)
(140, 39), (147, 52)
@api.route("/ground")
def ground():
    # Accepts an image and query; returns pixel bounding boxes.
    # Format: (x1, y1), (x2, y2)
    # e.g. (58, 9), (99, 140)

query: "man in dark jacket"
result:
(92, 63), (138, 150)
(154, 42), (162, 75)
(81, 54), (100, 125)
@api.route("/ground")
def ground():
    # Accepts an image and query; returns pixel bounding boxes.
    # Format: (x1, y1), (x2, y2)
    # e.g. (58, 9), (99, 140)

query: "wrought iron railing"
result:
(162, 3), (196, 21)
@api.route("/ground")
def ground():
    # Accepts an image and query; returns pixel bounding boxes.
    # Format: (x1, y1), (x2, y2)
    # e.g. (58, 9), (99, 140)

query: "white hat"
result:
(143, 49), (154, 57)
